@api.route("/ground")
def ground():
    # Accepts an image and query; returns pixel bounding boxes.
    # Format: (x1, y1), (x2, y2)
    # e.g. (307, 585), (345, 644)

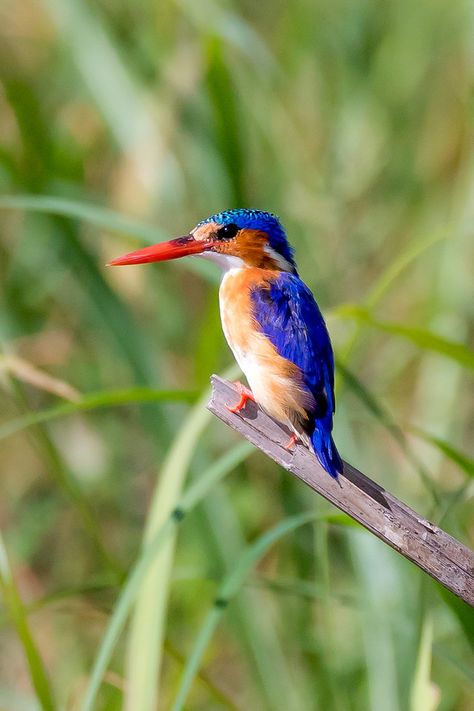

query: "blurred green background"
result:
(0, 0), (473, 709)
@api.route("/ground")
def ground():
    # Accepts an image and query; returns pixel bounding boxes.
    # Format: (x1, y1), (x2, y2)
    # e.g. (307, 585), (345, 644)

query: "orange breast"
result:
(219, 268), (314, 426)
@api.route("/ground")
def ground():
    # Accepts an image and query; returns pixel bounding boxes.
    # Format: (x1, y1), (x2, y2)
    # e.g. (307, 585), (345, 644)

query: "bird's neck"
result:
(200, 251), (296, 276)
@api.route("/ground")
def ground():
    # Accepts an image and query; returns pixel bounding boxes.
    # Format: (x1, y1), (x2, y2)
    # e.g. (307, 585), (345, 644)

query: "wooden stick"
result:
(208, 376), (474, 607)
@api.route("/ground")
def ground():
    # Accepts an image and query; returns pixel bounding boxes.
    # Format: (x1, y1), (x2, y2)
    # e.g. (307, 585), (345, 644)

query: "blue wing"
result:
(251, 272), (342, 477)
(251, 272), (335, 415)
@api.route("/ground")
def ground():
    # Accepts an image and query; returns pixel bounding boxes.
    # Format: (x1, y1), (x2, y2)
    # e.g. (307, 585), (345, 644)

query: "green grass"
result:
(0, 0), (473, 709)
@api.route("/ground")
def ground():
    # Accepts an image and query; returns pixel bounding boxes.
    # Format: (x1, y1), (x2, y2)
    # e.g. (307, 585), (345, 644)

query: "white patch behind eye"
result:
(263, 244), (293, 272)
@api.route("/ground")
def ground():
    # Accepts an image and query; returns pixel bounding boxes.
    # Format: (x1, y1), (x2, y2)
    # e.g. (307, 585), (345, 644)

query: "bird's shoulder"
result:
(250, 271), (330, 347)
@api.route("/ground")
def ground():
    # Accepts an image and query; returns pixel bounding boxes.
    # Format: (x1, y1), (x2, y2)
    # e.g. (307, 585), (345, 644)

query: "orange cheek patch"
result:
(233, 229), (271, 267)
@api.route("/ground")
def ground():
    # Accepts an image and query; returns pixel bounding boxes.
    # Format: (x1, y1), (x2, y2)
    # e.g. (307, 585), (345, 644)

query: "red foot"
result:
(285, 434), (299, 450)
(227, 381), (255, 413)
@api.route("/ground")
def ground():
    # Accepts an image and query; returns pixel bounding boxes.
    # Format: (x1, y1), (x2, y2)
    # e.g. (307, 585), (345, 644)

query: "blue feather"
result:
(251, 272), (342, 478)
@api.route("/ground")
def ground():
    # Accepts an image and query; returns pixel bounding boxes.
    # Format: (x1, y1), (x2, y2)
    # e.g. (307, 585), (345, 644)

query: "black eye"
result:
(216, 223), (239, 240)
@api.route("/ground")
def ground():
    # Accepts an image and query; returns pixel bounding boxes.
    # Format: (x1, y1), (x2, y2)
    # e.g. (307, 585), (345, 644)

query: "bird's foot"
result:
(285, 434), (299, 451)
(227, 381), (255, 413)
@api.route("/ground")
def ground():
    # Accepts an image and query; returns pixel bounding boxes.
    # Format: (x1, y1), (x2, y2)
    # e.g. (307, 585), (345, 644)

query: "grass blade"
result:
(409, 615), (436, 711)
(339, 231), (446, 364)
(335, 305), (474, 370)
(40, 0), (158, 155)
(0, 532), (57, 711)
(433, 644), (474, 684)
(170, 512), (319, 711)
(3, 375), (122, 574)
(0, 194), (219, 283)
(366, 232), (447, 309)
(409, 427), (474, 479)
(0, 195), (163, 242)
(123, 391), (211, 711)
(337, 362), (440, 502)
(123, 370), (239, 711)
(0, 387), (196, 442)
(205, 37), (246, 205)
(435, 585), (474, 652)
(199, 486), (303, 711)
(80, 440), (251, 711)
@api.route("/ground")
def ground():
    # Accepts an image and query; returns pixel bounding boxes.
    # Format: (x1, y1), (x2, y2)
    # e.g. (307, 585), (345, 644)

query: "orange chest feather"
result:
(219, 268), (268, 351)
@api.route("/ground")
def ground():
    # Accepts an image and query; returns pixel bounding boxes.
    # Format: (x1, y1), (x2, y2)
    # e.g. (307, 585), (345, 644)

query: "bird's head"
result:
(109, 209), (297, 274)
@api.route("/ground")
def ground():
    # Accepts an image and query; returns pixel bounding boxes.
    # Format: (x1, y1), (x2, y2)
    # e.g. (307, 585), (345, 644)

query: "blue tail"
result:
(311, 426), (343, 479)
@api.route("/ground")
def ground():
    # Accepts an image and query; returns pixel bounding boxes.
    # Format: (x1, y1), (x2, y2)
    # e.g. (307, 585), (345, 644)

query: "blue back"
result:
(197, 209), (297, 272)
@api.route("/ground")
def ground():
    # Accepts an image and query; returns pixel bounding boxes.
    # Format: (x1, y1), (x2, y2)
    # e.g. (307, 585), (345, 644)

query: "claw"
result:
(285, 434), (299, 451)
(227, 381), (255, 413)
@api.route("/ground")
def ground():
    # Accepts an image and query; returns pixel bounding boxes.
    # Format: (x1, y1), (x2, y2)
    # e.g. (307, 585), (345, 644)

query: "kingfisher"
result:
(109, 209), (343, 479)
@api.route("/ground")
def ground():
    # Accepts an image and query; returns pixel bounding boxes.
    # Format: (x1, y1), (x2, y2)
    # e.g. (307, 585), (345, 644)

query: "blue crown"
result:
(197, 209), (296, 270)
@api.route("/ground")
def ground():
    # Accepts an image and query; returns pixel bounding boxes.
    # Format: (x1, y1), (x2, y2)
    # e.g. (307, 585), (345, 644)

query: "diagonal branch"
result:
(207, 376), (474, 607)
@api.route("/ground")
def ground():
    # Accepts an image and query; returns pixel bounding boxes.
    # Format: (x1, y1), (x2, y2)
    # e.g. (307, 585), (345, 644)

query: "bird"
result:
(109, 209), (343, 479)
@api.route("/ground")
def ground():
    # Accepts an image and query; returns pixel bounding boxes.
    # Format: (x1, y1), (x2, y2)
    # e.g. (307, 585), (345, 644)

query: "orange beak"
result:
(108, 235), (210, 266)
